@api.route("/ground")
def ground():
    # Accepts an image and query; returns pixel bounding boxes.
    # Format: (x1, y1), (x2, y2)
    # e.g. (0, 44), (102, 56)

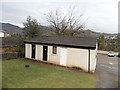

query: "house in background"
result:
(0, 30), (6, 37)
(24, 36), (97, 73)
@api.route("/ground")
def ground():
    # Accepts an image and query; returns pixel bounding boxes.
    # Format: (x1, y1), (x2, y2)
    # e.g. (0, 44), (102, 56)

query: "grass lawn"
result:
(2, 59), (97, 88)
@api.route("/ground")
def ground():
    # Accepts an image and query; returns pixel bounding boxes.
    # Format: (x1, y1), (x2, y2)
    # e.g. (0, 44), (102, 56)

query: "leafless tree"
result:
(45, 8), (85, 36)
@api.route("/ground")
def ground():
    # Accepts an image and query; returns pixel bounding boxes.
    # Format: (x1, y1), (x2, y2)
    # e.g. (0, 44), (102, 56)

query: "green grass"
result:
(2, 59), (97, 88)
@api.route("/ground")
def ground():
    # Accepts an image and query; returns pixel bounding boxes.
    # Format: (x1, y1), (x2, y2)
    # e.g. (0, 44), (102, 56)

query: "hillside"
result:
(0, 23), (118, 38)
(0, 23), (23, 34)
(0, 23), (53, 35)
(82, 29), (118, 38)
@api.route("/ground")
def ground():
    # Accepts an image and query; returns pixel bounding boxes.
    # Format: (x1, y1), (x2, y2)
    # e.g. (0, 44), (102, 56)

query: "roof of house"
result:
(24, 36), (97, 49)
(0, 37), (22, 47)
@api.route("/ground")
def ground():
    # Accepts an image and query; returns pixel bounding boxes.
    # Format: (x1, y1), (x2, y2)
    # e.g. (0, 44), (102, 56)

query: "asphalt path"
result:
(95, 54), (118, 88)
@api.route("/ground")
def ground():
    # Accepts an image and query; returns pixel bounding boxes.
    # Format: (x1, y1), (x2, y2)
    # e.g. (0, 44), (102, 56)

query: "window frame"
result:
(52, 46), (57, 54)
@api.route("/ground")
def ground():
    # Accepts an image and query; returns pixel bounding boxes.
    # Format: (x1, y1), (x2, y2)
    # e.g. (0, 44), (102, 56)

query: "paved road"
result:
(95, 54), (118, 88)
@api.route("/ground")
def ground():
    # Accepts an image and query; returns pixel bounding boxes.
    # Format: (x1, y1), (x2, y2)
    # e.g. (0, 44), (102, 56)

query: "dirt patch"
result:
(64, 68), (96, 77)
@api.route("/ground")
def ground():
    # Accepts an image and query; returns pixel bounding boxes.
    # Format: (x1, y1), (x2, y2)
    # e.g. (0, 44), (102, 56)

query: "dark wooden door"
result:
(43, 46), (48, 61)
(32, 45), (35, 58)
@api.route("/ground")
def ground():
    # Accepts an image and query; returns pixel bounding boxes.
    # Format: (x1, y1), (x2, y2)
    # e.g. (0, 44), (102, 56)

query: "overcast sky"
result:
(1, 0), (119, 34)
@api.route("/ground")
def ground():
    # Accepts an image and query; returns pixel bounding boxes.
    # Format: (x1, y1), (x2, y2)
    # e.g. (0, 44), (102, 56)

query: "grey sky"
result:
(1, 0), (119, 34)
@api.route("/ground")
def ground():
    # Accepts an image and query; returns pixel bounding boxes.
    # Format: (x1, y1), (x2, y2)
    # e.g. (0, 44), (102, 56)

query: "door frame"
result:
(43, 46), (48, 61)
(32, 44), (36, 58)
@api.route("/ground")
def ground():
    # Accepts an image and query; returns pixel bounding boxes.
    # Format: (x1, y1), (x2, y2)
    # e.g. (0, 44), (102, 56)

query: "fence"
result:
(97, 50), (118, 56)
(1, 52), (24, 60)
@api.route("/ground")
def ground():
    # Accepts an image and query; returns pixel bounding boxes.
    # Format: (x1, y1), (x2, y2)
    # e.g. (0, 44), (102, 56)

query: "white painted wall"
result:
(60, 48), (67, 66)
(90, 43), (97, 72)
(0, 32), (5, 37)
(67, 48), (89, 72)
(48, 46), (60, 64)
(35, 45), (43, 61)
(25, 44), (32, 58)
(90, 50), (97, 72)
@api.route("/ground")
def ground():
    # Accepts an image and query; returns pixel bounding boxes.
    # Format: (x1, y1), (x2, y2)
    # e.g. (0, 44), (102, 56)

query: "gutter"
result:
(24, 41), (96, 50)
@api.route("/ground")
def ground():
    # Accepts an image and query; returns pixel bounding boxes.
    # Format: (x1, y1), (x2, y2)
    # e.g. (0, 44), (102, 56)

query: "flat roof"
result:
(24, 36), (97, 49)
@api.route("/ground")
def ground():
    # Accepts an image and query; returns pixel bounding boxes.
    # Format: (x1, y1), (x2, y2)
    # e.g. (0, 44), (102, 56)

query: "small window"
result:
(52, 46), (57, 54)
